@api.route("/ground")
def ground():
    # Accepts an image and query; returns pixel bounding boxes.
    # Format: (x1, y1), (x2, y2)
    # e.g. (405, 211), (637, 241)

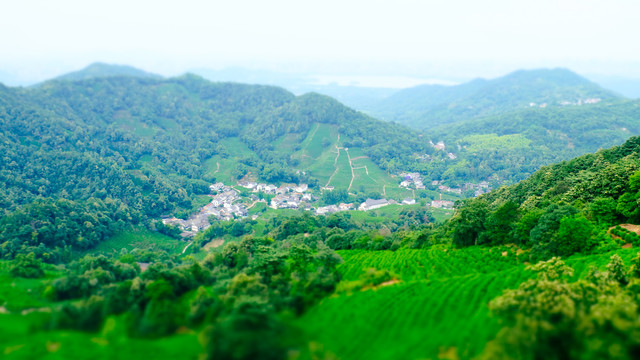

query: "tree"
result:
(482, 201), (519, 245)
(589, 197), (619, 226)
(484, 257), (640, 360)
(10, 252), (45, 278)
(451, 199), (489, 247)
(554, 214), (594, 257)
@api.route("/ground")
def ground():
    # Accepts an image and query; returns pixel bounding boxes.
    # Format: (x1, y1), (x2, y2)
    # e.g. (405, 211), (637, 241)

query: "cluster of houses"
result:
(163, 170), (476, 238)
(530, 98), (602, 108)
(315, 197), (416, 215)
(162, 183), (251, 237)
(270, 192), (314, 210)
(237, 180), (311, 195)
(431, 199), (455, 209)
(203, 184), (249, 220)
(399, 172), (426, 190)
(463, 181), (491, 197)
(316, 203), (354, 215)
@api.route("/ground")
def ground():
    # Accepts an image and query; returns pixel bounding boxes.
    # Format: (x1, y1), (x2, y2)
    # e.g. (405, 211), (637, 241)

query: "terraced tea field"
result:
(301, 246), (640, 359)
(337, 246), (523, 281)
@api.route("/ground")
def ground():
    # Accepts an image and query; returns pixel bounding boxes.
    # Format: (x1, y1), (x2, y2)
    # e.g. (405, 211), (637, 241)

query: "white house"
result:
(359, 198), (389, 211)
(402, 198), (416, 205)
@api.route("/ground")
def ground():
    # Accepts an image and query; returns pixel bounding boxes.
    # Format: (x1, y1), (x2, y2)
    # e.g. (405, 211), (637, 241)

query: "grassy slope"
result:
(1, 315), (201, 360)
(89, 227), (186, 256)
(300, 246), (640, 360)
(203, 137), (259, 183)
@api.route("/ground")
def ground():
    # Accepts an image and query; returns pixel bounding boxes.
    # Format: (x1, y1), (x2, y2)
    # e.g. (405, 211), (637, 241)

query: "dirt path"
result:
(326, 144), (343, 187)
(182, 241), (193, 254)
(346, 148), (356, 191)
(325, 166), (340, 187)
(246, 199), (265, 209)
(383, 185), (386, 196)
(620, 224), (640, 234)
(333, 144), (341, 166)
(213, 162), (220, 174)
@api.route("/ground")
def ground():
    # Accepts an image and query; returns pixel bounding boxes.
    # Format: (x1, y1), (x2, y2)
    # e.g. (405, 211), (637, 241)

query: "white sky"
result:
(1, 0), (640, 83)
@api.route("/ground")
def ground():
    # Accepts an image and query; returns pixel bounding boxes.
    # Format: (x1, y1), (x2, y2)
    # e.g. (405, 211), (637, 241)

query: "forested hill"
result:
(0, 74), (432, 218)
(50, 62), (163, 82)
(449, 135), (640, 259)
(368, 68), (622, 129)
(481, 135), (640, 208)
(428, 98), (640, 184)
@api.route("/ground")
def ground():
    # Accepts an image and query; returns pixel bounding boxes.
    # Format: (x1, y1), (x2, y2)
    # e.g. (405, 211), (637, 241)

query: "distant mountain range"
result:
(364, 68), (624, 129)
(50, 62), (162, 82)
(2, 63), (640, 216)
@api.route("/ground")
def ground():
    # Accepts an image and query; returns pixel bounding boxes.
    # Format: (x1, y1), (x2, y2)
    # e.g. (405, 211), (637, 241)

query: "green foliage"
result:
(10, 252), (45, 278)
(484, 256), (640, 360)
(153, 220), (182, 239)
(0, 198), (136, 261)
(555, 214), (595, 257)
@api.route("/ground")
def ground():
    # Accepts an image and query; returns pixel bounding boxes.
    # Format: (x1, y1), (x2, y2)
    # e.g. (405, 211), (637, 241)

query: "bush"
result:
(10, 252), (45, 278)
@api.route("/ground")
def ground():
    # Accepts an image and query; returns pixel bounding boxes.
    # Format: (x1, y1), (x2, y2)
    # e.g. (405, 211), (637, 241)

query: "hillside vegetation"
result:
(429, 99), (640, 183)
(368, 68), (622, 128)
(0, 71), (440, 257)
(4, 66), (640, 359)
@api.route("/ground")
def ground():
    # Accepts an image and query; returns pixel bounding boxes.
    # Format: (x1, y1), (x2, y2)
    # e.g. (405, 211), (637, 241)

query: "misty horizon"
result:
(2, 0), (640, 89)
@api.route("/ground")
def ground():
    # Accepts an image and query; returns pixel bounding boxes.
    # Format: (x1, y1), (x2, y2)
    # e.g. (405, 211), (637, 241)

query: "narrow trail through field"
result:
(246, 199), (265, 209)
(326, 165), (340, 187)
(213, 162), (220, 174)
(182, 241), (193, 254)
(326, 135), (343, 187)
(333, 145), (341, 166)
(346, 148), (356, 191)
(383, 185), (386, 196)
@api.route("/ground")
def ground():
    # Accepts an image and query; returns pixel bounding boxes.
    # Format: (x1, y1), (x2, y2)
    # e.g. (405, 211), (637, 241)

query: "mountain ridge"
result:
(368, 68), (623, 128)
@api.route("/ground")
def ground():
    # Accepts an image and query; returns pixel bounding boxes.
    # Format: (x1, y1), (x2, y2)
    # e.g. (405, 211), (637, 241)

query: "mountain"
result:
(51, 62), (162, 82)
(369, 68), (623, 129)
(448, 134), (640, 257)
(0, 73), (433, 221)
(426, 98), (640, 184)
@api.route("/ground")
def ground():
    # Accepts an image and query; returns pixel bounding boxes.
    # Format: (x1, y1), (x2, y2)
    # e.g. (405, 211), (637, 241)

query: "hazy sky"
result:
(2, 0), (640, 83)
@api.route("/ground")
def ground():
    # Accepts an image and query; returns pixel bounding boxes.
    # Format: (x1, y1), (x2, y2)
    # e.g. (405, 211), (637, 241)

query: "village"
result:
(161, 168), (491, 237)
(398, 171), (492, 199)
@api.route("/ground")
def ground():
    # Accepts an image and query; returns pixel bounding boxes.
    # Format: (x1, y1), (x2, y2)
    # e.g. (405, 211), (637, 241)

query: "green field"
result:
(336, 246), (523, 281)
(299, 246), (639, 359)
(195, 125), (427, 202)
(0, 262), (60, 312)
(90, 227), (186, 256)
(0, 314), (201, 360)
(203, 137), (259, 183)
(323, 148), (352, 189)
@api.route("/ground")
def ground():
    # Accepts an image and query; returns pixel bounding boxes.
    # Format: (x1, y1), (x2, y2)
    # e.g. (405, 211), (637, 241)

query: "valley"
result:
(2, 64), (640, 360)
